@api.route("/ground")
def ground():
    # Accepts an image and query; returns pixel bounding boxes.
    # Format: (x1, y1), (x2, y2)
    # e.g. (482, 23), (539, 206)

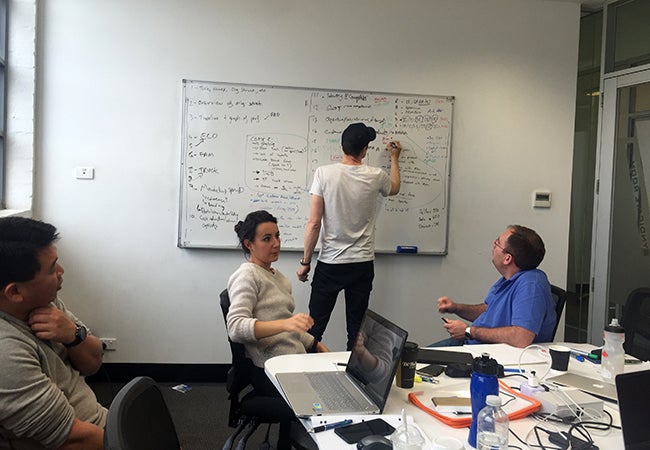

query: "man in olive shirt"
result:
(0, 217), (105, 449)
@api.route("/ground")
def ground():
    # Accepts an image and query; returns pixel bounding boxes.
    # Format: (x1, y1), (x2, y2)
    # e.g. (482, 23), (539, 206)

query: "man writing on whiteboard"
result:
(297, 122), (402, 350)
(432, 225), (556, 348)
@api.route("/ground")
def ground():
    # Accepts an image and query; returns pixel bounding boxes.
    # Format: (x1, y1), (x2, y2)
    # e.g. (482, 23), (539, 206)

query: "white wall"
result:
(35, 0), (579, 363)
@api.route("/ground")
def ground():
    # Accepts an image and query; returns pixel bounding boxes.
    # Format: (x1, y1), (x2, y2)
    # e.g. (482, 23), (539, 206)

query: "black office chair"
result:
(550, 284), (567, 341)
(104, 376), (181, 450)
(621, 287), (650, 361)
(220, 289), (316, 450)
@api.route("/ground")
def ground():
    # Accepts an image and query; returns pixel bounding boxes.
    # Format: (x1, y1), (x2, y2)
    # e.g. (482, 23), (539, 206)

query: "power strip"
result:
(535, 389), (603, 419)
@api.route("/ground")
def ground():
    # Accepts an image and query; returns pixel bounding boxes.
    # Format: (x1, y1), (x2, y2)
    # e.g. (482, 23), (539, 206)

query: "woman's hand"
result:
(284, 313), (314, 333)
(315, 341), (330, 352)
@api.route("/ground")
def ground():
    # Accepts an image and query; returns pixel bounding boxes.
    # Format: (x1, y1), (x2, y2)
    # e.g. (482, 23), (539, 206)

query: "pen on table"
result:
(503, 368), (525, 373)
(579, 352), (601, 364)
(571, 349), (600, 362)
(415, 375), (439, 384)
(336, 362), (347, 366)
(309, 419), (353, 433)
(570, 348), (590, 357)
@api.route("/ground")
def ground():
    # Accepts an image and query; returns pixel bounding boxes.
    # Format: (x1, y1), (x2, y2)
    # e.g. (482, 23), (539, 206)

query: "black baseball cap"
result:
(341, 122), (376, 152)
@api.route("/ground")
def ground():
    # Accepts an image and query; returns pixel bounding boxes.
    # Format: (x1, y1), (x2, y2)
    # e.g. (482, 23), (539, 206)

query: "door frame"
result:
(590, 64), (650, 344)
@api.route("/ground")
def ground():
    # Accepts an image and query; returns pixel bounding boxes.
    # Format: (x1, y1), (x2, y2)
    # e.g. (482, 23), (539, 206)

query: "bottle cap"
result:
(472, 353), (499, 375)
(485, 395), (502, 406)
(605, 318), (625, 333)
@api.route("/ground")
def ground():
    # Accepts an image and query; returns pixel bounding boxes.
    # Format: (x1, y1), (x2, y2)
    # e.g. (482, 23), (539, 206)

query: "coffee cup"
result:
(390, 421), (425, 449)
(396, 341), (419, 388)
(549, 344), (571, 371)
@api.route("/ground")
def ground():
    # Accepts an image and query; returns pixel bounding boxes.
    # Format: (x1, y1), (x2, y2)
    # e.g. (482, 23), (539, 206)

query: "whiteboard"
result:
(178, 80), (453, 254)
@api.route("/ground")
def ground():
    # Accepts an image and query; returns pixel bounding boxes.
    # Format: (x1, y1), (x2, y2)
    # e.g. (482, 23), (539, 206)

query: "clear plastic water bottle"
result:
(468, 353), (499, 448)
(601, 318), (625, 383)
(476, 395), (509, 450)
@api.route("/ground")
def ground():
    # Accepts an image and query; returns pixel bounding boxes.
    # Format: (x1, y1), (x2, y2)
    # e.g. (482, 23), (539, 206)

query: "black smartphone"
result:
(416, 363), (445, 377)
(334, 418), (395, 444)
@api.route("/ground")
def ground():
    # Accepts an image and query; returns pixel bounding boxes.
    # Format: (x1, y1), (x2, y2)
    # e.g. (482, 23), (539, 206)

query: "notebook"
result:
(417, 348), (473, 365)
(275, 309), (408, 418)
(616, 369), (650, 449)
(545, 373), (618, 402)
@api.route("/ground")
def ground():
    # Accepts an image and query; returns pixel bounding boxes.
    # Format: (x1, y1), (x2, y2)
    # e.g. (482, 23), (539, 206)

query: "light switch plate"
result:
(75, 167), (95, 180)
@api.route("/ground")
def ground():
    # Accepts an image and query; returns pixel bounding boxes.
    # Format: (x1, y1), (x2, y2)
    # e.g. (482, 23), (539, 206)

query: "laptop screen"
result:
(616, 369), (650, 449)
(345, 309), (408, 411)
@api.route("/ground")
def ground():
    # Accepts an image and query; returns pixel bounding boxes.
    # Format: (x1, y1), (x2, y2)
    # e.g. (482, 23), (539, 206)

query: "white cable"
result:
(518, 344), (552, 381)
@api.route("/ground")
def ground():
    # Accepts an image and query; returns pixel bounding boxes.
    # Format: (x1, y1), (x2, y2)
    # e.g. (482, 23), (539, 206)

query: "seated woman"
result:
(227, 210), (328, 397)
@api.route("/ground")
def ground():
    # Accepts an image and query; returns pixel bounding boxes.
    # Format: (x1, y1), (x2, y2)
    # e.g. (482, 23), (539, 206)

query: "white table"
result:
(265, 343), (647, 449)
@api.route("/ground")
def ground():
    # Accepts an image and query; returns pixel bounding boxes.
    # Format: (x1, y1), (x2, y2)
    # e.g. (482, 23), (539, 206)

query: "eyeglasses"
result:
(494, 238), (511, 255)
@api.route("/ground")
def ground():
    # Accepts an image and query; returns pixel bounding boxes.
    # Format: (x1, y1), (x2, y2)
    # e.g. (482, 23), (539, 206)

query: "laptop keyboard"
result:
(306, 372), (368, 410)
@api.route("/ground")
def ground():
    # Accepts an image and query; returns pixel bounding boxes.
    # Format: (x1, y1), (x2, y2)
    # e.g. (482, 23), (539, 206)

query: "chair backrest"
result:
(621, 287), (650, 361)
(104, 376), (180, 450)
(550, 284), (567, 341)
(220, 289), (251, 371)
(220, 288), (255, 427)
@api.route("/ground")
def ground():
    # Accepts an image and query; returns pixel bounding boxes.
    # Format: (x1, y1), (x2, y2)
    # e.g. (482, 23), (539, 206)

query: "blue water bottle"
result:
(468, 353), (499, 448)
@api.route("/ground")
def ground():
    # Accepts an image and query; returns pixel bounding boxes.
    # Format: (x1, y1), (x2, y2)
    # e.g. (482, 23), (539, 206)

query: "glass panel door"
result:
(591, 68), (650, 343)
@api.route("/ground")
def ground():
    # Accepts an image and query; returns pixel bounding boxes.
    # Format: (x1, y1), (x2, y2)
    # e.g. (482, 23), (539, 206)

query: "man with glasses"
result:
(431, 225), (556, 348)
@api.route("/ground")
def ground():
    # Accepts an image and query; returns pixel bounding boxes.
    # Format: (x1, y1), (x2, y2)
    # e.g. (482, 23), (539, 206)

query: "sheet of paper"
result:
(308, 414), (430, 449)
(463, 343), (549, 365)
(422, 380), (535, 418)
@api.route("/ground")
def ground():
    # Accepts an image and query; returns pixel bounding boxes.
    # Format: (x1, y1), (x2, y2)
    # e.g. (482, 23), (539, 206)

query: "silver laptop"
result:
(275, 309), (408, 418)
(546, 373), (618, 402)
(616, 369), (650, 449)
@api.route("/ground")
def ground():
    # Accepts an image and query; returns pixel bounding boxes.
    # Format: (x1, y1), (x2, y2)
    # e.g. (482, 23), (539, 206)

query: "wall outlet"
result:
(99, 337), (117, 351)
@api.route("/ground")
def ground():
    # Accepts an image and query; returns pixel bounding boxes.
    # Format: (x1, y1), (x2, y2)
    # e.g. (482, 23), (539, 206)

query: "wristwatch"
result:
(464, 326), (472, 340)
(299, 259), (311, 266)
(64, 324), (87, 348)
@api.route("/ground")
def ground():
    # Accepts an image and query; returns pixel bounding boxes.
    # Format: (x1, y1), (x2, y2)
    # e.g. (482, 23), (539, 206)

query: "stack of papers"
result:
(431, 395), (471, 413)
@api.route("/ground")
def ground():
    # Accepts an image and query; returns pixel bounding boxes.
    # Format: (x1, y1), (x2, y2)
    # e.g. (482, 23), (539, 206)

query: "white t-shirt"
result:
(310, 163), (391, 264)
